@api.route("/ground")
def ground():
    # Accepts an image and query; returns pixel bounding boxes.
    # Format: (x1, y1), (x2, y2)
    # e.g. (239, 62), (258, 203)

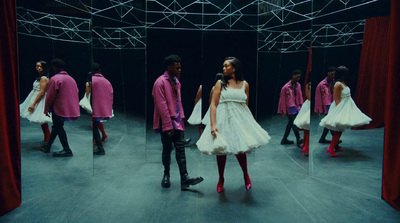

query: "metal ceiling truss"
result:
(258, 29), (312, 53)
(17, 8), (91, 44)
(312, 20), (365, 48)
(92, 27), (146, 49)
(17, 0), (377, 50)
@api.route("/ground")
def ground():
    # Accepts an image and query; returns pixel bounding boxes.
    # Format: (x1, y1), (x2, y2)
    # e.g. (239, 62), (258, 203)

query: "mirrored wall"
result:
(16, 0), (391, 201)
(17, 1), (93, 200)
(309, 0), (391, 197)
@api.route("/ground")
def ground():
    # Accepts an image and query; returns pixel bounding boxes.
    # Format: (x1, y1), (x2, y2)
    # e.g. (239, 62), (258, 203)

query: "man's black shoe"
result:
(181, 176), (203, 190)
(93, 148), (105, 155)
(53, 149), (73, 157)
(280, 139), (294, 145)
(319, 139), (331, 144)
(41, 142), (51, 153)
(161, 174), (171, 188)
(297, 138), (303, 147)
(183, 138), (192, 145)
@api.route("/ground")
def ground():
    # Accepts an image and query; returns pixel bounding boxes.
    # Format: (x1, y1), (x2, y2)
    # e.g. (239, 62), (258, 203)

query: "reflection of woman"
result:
(294, 82), (311, 156)
(79, 72), (92, 114)
(197, 57), (270, 193)
(320, 66), (372, 157)
(20, 61), (52, 146)
(187, 85), (202, 136)
(202, 73), (223, 126)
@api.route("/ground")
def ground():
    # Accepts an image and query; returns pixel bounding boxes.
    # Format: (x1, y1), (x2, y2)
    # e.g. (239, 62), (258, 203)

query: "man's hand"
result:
(166, 129), (174, 136)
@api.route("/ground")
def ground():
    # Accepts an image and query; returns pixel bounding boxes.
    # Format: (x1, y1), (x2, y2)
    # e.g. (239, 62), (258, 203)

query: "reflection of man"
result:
(152, 54), (203, 190)
(91, 63), (113, 155)
(43, 59), (80, 157)
(278, 69), (303, 147)
(315, 67), (336, 143)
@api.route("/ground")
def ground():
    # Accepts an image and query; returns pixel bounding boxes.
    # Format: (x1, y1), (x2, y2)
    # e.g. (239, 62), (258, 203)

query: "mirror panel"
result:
(91, 0), (147, 174)
(309, 0), (391, 194)
(17, 2), (93, 200)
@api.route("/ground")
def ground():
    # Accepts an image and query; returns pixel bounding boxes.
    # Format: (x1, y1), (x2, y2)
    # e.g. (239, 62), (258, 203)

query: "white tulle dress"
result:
(196, 81), (270, 155)
(320, 82), (371, 131)
(294, 99), (310, 130)
(79, 93), (93, 114)
(201, 86), (214, 126)
(202, 107), (210, 125)
(187, 98), (202, 125)
(20, 77), (52, 124)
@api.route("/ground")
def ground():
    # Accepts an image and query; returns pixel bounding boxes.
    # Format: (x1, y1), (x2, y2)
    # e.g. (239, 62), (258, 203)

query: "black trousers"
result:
(320, 113), (334, 140)
(48, 113), (70, 150)
(282, 114), (300, 140)
(93, 120), (103, 148)
(160, 130), (188, 178)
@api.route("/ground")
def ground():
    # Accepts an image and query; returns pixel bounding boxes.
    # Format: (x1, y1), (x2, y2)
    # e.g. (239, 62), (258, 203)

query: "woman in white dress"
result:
(294, 82), (311, 156)
(202, 73), (224, 126)
(187, 85), (202, 136)
(320, 66), (372, 157)
(20, 61), (52, 146)
(197, 57), (270, 193)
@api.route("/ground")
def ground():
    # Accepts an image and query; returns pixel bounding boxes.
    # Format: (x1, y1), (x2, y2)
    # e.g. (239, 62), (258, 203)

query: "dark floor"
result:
(1, 113), (399, 223)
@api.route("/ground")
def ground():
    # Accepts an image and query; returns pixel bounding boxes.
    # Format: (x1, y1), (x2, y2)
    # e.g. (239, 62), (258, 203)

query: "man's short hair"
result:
(164, 54), (181, 67)
(92, 62), (101, 73)
(51, 58), (65, 69)
(292, 69), (302, 76)
(327, 66), (337, 73)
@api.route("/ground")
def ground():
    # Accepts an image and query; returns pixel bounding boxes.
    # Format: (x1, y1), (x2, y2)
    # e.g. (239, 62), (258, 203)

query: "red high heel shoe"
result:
(101, 135), (108, 142)
(335, 145), (344, 152)
(245, 175), (252, 190)
(302, 147), (309, 156)
(217, 179), (224, 193)
(326, 147), (340, 157)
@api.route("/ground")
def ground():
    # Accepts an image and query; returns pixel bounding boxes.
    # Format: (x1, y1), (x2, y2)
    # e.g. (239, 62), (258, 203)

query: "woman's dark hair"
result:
(221, 57), (243, 89)
(214, 73), (224, 83)
(164, 54), (181, 67)
(36, 60), (49, 81)
(87, 72), (92, 83)
(51, 58), (65, 69)
(336, 66), (349, 83)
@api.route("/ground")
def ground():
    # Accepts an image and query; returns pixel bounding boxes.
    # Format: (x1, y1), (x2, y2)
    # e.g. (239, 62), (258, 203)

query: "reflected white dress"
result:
(294, 99), (310, 130)
(320, 82), (371, 131)
(196, 81), (270, 155)
(20, 77), (52, 124)
(187, 98), (202, 125)
(201, 86), (214, 126)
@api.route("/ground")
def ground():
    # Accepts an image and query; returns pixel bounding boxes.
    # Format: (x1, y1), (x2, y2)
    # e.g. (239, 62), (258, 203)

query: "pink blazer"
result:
(314, 78), (333, 114)
(44, 71), (80, 118)
(277, 81), (303, 115)
(92, 73), (113, 118)
(152, 72), (185, 132)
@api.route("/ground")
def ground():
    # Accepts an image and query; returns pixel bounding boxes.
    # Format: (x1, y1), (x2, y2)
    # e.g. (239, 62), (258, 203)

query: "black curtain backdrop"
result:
(355, 16), (390, 129)
(0, 0), (21, 216)
(382, 0), (400, 212)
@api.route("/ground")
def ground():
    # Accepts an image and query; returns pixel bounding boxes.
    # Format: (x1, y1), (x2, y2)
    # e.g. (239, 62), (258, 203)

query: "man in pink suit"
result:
(315, 67), (336, 143)
(152, 54), (203, 190)
(91, 63), (113, 155)
(278, 69), (303, 147)
(43, 59), (80, 157)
